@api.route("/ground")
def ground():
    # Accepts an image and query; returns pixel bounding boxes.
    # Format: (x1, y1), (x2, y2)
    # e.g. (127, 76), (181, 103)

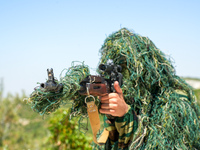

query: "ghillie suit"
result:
(97, 28), (200, 149)
(27, 28), (200, 150)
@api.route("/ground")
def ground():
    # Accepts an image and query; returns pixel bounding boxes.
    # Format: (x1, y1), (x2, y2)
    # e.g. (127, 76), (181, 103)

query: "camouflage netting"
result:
(98, 28), (200, 149)
(27, 62), (90, 116)
(27, 28), (200, 149)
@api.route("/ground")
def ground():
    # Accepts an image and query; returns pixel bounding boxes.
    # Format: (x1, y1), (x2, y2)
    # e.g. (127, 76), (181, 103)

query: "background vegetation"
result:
(0, 79), (200, 150)
(0, 80), (93, 150)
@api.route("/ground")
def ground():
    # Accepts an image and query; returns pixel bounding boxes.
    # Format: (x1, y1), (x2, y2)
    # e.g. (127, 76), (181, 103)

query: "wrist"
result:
(119, 104), (129, 117)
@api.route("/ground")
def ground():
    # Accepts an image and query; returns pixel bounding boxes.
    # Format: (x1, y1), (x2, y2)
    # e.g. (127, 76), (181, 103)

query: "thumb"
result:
(114, 81), (123, 94)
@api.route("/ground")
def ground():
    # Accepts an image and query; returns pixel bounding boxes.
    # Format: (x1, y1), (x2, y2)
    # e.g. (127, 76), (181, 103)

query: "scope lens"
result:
(99, 64), (106, 71)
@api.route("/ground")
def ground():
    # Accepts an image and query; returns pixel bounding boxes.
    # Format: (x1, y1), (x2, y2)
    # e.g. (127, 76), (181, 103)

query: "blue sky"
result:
(0, 0), (200, 96)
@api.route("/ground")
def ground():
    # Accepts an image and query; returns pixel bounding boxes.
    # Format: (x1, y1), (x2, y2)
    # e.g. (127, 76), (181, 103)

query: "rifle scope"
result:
(99, 60), (122, 74)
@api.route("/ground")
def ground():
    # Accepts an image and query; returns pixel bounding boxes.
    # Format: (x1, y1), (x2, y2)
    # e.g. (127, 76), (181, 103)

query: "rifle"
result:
(78, 59), (123, 97)
(37, 60), (123, 145)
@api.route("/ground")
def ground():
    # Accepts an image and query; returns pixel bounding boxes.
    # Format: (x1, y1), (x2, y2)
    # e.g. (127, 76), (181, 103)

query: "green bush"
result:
(0, 91), (50, 150)
(194, 89), (200, 106)
(47, 108), (93, 150)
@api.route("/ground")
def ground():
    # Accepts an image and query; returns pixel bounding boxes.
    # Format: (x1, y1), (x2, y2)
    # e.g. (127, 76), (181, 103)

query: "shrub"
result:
(47, 108), (93, 150)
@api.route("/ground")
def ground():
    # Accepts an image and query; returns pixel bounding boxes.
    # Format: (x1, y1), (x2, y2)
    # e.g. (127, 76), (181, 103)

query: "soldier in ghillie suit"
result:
(28, 28), (200, 150)
(93, 28), (200, 149)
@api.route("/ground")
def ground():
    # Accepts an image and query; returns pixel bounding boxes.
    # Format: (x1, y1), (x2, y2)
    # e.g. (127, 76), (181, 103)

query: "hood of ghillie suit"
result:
(99, 28), (200, 149)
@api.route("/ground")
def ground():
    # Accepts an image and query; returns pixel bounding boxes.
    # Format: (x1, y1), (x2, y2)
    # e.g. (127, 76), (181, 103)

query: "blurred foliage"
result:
(47, 108), (92, 150)
(183, 77), (200, 81)
(194, 89), (200, 106)
(0, 79), (92, 149)
(0, 91), (50, 150)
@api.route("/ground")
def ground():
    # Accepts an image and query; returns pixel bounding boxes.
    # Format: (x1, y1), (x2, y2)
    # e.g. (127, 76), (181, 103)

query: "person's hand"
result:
(99, 81), (128, 117)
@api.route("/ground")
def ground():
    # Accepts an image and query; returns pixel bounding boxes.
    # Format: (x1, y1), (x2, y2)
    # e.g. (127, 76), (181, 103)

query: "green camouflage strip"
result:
(104, 105), (138, 149)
